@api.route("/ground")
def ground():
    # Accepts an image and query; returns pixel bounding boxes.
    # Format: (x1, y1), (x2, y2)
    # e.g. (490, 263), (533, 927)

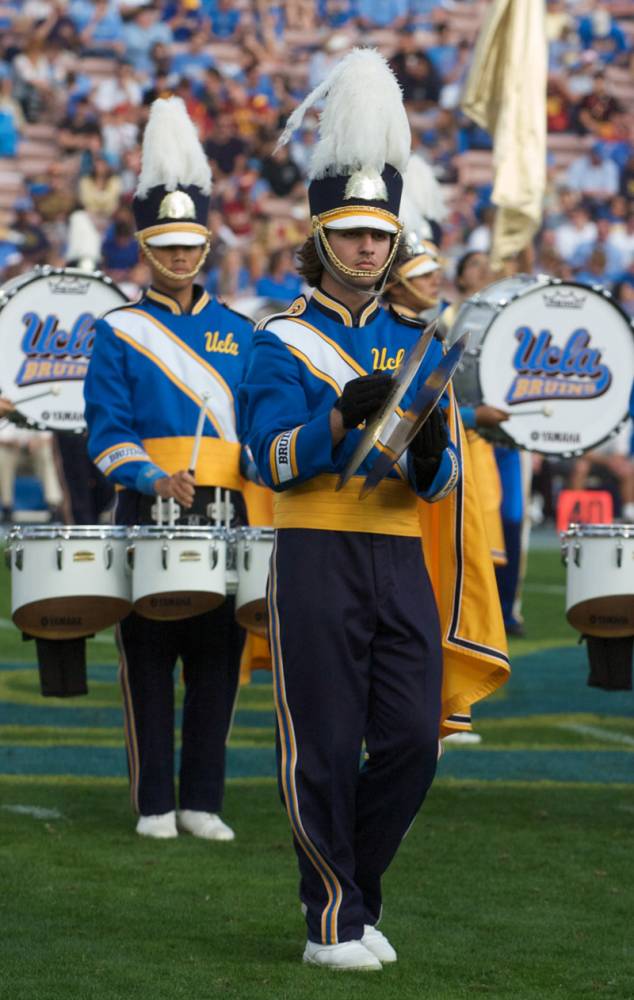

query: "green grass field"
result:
(1, 548), (633, 1000)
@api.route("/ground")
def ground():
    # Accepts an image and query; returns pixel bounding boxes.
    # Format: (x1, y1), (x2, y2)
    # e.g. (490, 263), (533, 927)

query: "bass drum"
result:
(0, 266), (127, 433)
(447, 275), (634, 456)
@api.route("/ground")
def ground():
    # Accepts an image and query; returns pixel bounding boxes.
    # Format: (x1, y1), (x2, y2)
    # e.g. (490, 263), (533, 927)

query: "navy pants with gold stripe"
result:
(268, 528), (443, 945)
(117, 602), (243, 817)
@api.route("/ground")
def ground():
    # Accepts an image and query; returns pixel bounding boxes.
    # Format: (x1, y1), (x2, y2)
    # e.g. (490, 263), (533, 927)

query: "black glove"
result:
(334, 373), (393, 430)
(410, 407), (449, 490)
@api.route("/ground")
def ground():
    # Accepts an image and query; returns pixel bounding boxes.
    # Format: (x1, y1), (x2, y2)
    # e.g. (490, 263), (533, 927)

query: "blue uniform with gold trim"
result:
(85, 286), (252, 495)
(242, 288), (458, 507)
(84, 285), (252, 819)
(239, 288), (460, 946)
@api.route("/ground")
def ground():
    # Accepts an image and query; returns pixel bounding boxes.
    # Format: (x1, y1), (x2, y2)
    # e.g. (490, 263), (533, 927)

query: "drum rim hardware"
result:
(8, 524), (128, 540)
(561, 522), (634, 566)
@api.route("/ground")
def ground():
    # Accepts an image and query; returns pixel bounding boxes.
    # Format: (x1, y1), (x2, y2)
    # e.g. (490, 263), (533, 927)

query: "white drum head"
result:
(0, 267), (126, 432)
(477, 281), (634, 455)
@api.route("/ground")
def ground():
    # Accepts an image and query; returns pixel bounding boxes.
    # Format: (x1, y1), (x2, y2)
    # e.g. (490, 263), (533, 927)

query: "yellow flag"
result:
(461, 0), (547, 269)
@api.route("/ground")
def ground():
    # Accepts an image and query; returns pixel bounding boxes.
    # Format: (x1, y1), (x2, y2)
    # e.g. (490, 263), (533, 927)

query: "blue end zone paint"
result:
(1, 656), (632, 782)
(0, 703), (275, 730)
(438, 750), (633, 784)
(0, 746), (277, 779)
(474, 646), (632, 719)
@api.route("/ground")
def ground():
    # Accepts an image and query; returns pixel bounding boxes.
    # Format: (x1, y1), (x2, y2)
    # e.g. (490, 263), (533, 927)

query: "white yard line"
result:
(1, 804), (63, 819)
(558, 722), (634, 747)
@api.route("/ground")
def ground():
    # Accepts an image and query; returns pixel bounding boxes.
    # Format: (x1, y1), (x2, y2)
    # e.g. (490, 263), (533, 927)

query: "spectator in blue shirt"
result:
(210, 0), (241, 39)
(357, 0), (408, 29)
(255, 248), (303, 300)
(101, 208), (139, 273)
(577, 11), (627, 66)
(427, 22), (459, 81)
(204, 247), (252, 300)
(319, 0), (357, 29)
(123, 5), (173, 75)
(80, 0), (125, 58)
(170, 31), (215, 82)
(571, 215), (626, 283)
(162, 0), (210, 42)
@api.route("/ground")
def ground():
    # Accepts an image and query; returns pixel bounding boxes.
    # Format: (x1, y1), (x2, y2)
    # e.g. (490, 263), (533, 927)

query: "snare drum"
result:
(0, 266), (126, 433)
(235, 527), (274, 635)
(561, 523), (634, 637)
(6, 525), (131, 639)
(128, 525), (227, 621)
(447, 275), (634, 456)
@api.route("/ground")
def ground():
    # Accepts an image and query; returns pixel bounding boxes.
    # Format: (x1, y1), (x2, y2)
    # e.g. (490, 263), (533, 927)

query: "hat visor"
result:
(402, 258), (441, 278)
(145, 230), (207, 247)
(323, 213), (398, 234)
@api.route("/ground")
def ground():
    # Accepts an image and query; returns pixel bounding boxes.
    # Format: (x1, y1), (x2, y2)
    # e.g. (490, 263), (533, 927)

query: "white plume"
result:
(277, 48), (410, 181)
(135, 97), (212, 199)
(400, 154), (447, 228)
(66, 209), (101, 266)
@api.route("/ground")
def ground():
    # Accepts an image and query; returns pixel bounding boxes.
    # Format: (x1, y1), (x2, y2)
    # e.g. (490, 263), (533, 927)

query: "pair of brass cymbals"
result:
(337, 320), (468, 497)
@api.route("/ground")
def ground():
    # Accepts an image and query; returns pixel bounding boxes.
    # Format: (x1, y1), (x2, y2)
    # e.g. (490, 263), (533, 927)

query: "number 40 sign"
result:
(556, 489), (614, 534)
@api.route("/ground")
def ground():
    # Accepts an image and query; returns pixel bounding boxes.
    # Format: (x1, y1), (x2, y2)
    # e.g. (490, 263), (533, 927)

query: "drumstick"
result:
(510, 405), (554, 417)
(18, 386), (62, 405)
(188, 392), (210, 478)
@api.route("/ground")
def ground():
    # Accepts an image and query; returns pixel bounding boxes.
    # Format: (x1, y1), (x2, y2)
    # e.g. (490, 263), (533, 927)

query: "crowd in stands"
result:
(0, 0), (632, 312)
(0, 0), (633, 524)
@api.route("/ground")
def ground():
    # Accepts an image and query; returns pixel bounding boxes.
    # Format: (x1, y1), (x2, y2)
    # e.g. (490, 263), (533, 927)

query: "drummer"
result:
(240, 50), (460, 971)
(84, 97), (253, 841)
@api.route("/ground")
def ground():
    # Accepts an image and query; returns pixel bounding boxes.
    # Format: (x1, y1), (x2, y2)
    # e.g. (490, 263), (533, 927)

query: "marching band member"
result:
(84, 98), (253, 841)
(240, 49), (482, 972)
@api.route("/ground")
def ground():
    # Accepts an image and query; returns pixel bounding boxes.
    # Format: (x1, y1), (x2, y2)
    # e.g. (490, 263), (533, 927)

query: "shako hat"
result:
(277, 48), (410, 236)
(133, 97), (212, 248)
(397, 154), (446, 280)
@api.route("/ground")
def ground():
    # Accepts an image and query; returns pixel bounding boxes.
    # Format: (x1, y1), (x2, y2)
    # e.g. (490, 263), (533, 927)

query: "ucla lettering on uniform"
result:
(506, 326), (612, 405)
(371, 346), (405, 371)
(204, 330), (240, 355)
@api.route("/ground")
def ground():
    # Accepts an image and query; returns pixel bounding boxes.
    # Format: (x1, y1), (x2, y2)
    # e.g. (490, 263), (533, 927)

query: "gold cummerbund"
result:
(273, 474), (420, 535)
(142, 437), (242, 489)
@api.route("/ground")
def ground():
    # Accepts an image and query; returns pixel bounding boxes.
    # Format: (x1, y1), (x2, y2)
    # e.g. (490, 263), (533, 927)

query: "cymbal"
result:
(336, 317), (439, 491)
(359, 332), (469, 499)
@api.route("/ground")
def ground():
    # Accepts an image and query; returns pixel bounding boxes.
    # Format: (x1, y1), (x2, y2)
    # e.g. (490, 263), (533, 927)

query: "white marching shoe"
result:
(303, 939), (382, 971)
(362, 925), (397, 963)
(176, 810), (235, 841)
(136, 811), (178, 839)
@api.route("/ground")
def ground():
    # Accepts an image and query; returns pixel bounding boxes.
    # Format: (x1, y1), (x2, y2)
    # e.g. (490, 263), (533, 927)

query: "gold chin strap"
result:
(391, 270), (439, 311)
(139, 237), (211, 281)
(312, 216), (402, 282)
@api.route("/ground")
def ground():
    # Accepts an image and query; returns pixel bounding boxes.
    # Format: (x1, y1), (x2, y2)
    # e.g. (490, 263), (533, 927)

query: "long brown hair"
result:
(296, 233), (409, 287)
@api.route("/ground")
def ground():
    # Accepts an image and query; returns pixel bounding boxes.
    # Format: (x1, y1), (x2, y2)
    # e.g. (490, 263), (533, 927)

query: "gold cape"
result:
(420, 392), (510, 736)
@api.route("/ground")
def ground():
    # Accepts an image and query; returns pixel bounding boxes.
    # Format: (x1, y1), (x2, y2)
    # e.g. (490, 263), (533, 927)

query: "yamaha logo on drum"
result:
(505, 326), (612, 406)
(40, 616), (82, 627)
